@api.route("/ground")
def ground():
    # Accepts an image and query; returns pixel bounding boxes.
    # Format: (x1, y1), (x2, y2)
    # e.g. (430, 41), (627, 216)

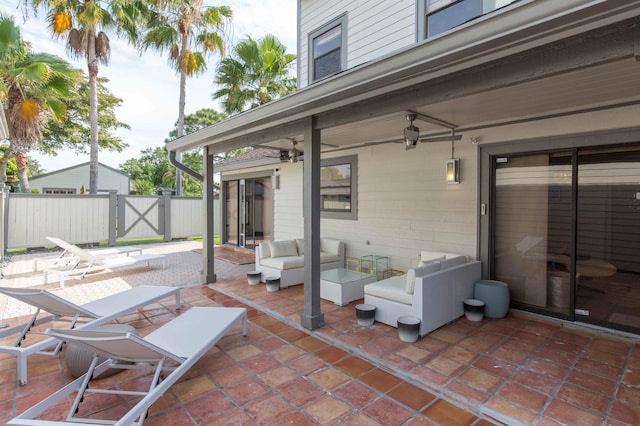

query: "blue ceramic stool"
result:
(473, 280), (510, 319)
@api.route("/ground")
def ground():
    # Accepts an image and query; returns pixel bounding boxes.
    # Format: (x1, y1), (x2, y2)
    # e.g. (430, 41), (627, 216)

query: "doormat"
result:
(608, 312), (640, 329)
(192, 246), (255, 265)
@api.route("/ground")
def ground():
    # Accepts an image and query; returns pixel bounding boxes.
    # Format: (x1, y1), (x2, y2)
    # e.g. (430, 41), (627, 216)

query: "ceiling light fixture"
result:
(404, 113), (419, 150)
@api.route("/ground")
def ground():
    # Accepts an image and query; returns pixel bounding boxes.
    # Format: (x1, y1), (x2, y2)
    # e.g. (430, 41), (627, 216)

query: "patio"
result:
(1, 241), (638, 425)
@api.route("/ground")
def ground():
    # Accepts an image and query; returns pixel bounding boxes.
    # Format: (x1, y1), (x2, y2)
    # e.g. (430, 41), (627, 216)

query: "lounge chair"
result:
(8, 306), (247, 426)
(0, 285), (181, 385)
(33, 237), (143, 271)
(42, 239), (166, 288)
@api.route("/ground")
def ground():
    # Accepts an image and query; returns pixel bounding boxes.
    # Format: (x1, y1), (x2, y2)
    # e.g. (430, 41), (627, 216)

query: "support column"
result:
(202, 146), (216, 283)
(301, 116), (324, 330)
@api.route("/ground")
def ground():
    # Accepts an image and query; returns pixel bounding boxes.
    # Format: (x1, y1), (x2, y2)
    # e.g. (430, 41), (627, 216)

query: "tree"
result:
(120, 146), (172, 194)
(164, 107), (226, 141)
(0, 14), (79, 191)
(142, 0), (231, 195)
(39, 75), (130, 157)
(213, 34), (296, 115)
(26, 0), (149, 194)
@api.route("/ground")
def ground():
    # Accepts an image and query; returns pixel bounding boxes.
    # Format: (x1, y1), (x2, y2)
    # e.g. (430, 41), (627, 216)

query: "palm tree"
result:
(26, 0), (148, 193)
(142, 0), (232, 195)
(213, 34), (296, 115)
(0, 14), (78, 191)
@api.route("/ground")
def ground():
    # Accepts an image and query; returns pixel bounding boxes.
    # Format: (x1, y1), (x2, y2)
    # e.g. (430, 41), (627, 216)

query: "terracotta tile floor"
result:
(1, 248), (639, 425)
(211, 277), (640, 426)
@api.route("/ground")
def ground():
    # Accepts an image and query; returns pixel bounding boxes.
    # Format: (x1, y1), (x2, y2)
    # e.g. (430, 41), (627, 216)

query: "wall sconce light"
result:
(446, 158), (460, 184)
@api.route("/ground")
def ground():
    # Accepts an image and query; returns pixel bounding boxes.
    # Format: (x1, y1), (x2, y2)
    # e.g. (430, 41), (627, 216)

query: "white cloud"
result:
(0, 0), (297, 173)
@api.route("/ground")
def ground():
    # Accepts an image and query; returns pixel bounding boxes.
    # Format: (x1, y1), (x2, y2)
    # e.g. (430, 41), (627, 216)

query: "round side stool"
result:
(265, 276), (280, 292)
(247, 271), (261, 285)
(65, 324), (137, 379)
(474, 280), (510, 319)
(355, 304), (376, 326)
(397, 315), (421, 343)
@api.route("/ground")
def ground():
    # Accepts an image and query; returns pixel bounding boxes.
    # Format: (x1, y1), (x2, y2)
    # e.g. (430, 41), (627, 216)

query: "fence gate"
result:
(117, 194), (170, 241)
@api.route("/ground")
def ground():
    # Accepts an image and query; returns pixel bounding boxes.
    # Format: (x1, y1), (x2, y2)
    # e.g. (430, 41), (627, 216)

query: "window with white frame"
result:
(309, 15), (347, 82)
(43, 188), (76, 194)
(424, 0), (519, 39)
(320, 155), (357, 220)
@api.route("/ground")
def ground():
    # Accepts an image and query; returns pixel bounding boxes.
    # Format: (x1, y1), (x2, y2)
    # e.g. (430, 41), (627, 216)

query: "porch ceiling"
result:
(269, 57), (640, 154)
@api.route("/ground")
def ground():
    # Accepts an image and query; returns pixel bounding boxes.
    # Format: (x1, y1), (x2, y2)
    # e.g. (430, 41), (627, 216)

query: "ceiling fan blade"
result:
(364, 139), (404, 146)
(419, 134), (463, 143)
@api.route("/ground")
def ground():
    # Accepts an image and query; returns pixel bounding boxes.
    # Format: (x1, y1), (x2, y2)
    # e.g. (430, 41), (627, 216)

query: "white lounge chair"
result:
(33, 237), (143, 271)
(8, 306), (247, 426)
(0, 285), (180, 385)
(42, 239), (166, 288)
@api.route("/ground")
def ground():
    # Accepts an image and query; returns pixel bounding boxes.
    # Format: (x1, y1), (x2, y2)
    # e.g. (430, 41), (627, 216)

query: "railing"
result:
(0, 186), (219, 250)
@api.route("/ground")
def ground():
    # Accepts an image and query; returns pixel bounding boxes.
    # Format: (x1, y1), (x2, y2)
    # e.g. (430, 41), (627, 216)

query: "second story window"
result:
(425, 0), (519, 39)
(310, 15), (347, 82)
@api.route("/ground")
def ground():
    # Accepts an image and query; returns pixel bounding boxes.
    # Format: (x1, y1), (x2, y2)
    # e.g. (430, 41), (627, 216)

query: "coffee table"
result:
(320, 268), (377, 306)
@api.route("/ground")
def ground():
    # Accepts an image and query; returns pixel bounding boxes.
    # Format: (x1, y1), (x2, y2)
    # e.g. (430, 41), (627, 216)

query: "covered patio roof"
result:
(166, 0), (640, 157)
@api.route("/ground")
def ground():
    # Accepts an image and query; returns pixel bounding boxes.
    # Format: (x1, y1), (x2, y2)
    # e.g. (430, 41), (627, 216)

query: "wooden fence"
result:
(0, 185), (219, 251)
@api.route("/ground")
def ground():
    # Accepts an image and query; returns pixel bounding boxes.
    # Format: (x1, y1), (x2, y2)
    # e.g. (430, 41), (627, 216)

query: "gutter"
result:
(168, 150), (203, 182)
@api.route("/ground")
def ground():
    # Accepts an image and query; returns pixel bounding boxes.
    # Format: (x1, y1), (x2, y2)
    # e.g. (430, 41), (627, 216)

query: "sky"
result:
(1, 0), (297, 173)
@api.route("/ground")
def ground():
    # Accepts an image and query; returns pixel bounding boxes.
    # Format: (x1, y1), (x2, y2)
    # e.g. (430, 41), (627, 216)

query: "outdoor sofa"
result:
(254, 238), (345, 288)
(364, 251), (481, 337)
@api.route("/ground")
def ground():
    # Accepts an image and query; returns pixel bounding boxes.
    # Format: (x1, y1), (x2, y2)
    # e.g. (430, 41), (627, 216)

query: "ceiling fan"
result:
(280, 139), (302, 163)
(364, 111), (460, 149)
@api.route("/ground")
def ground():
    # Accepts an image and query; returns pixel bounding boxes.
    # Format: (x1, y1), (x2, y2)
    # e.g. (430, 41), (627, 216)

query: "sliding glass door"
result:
(224, 177), (272, 249)
(492, 144), (640, 333)
(493, 152), (573, 317)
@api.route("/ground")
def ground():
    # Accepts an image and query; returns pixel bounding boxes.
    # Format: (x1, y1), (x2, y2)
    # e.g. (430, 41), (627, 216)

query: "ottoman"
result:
(474, 280), (510, 319)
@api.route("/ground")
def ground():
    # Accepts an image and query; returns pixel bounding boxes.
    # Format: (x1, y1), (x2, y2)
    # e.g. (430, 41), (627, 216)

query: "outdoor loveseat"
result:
(254, 238), (345, 288)
(364, 251), (481, 336)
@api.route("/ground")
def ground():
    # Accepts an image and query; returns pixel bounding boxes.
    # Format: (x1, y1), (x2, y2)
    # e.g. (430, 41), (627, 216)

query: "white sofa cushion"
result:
(296, 238), (305, 255)
(418, 253), (445, 267)
(364, 276), (413, 305)
(259, 242), (271, 259)
(321, 238), (342, 256)
(319, 252), (341, 263)
(440, 255), (467, 270)
(269, 240), (298, 258)
(406, 262), (442, 294)
(261, 256), (305, 270)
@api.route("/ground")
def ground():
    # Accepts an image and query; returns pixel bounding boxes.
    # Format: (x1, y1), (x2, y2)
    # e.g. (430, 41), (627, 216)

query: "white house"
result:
(29, 162), (130, 195)
(168, 0), (640, 335)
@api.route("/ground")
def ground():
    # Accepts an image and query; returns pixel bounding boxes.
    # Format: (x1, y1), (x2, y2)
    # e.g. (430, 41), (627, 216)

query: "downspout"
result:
(168, 150), (204, 181)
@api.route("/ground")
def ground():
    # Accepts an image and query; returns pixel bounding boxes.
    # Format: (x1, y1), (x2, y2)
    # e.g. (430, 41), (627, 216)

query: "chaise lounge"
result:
(33, 237), (143, 271)
(42, 239), (166, 288)
(0, 285), (181, 385)
(8, 306), (247, 426)
(364, 251), (481, 337)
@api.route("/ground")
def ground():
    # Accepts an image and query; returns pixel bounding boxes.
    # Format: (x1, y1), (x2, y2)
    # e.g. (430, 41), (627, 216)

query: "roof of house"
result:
(31, 162), (130, 180)
(214, 148), (283, 172)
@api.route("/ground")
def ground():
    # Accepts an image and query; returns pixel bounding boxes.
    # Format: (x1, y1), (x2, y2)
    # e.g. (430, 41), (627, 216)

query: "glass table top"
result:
(320, 268), (375, 284)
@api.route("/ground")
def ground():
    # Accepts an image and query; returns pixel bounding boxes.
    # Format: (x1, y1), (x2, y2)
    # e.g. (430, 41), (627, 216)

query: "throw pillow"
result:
(259, 242), (271, 259)
(406, 262), (442, 294)
(269, 240), (299, 258)
(405, 268), (417, 294)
